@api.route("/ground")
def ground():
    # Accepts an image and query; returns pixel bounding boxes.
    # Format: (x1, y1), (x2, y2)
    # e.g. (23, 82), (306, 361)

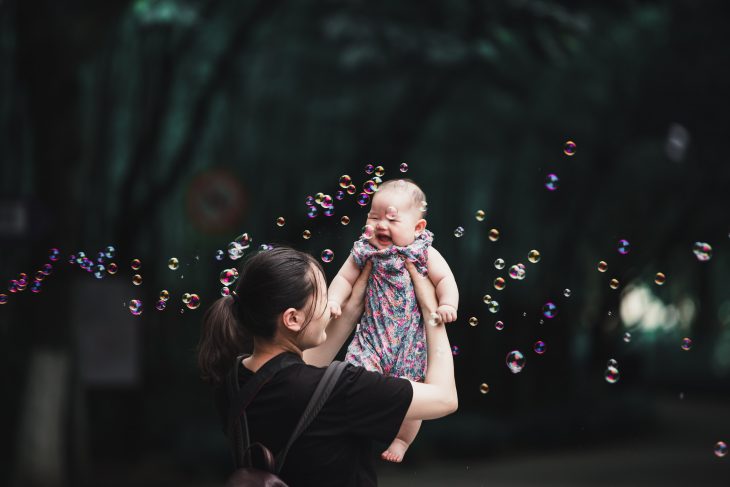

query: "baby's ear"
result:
(414, 218), (427, 236)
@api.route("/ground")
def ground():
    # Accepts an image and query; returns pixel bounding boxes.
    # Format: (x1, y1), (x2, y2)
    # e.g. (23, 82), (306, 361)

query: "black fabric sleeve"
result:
(339, 364), (414, 443)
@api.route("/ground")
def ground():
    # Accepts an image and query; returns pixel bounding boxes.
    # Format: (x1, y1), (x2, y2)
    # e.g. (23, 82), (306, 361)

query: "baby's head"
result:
(365, 179), (428, 249)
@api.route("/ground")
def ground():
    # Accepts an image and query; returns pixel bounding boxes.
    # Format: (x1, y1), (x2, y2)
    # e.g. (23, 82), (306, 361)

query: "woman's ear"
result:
(281, 307), (303, 332)
(415, 218), (427, 236)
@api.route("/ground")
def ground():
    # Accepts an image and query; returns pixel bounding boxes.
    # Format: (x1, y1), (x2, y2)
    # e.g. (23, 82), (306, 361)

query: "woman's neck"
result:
(244, 338), (302, 371)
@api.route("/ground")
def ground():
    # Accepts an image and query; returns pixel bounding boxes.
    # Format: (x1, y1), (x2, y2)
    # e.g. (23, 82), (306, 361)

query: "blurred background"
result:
(2, 0), (730, 485)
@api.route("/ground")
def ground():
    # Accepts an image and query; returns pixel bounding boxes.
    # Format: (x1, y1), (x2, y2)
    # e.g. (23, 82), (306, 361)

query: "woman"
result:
(198, 246), (457, 486)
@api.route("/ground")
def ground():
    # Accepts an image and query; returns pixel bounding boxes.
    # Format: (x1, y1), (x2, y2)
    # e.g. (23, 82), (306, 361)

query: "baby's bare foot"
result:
(381, 438), (409, 463)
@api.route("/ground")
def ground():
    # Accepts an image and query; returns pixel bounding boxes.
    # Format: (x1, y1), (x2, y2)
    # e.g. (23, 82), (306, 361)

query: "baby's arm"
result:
(328, 255), (362, 318)
(425, 247), (459, 323)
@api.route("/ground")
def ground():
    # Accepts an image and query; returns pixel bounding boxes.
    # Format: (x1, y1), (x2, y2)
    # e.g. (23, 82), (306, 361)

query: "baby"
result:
(328, 178), (459, 463)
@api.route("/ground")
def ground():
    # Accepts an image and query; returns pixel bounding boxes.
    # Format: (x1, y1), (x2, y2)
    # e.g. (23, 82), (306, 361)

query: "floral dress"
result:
(345, 230), (433, 382)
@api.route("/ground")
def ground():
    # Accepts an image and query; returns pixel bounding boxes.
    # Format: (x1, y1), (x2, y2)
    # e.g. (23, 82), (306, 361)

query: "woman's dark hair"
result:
(197, 246), (324, 384)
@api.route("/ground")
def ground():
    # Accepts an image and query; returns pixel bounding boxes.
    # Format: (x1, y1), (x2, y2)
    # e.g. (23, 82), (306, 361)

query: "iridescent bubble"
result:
(508, 265), (526, 280)
(563, 140), (576, 156)
(607, 359), (618, 367)
(605, 365), (620, 384)
(623, 332), (631, 343)
(323, 208), (335, 217)
(49, 248), (60, 261)
(693, 242), (712, 261)
(322, 195), (334, 208)
(617, 239), (631, 255)
(305, 195), (315, 206)
(105, 246), (116, 259)
(340, 216), (350, 225)
(482, 294), (492, 304)
(563, 288), (572, 297)
(76, 252), (86, 264)
(0, 294), (7, 304)
(715, 441), (728, 458)
(186, 294), (201, 310)
(96, 252), (106, 264)
(506, 350), (526, 374)
(235, 233), (252, 250)
(215, 250), (225, 261)
(276, 217), (286, 227)
(156, 300), (167, 311)
(489, 229), (500, 241)
(321, 249), (334, 263)
(93, 265), (105, 280)
(545, 173), (560, 191)
(129, 299), (143, 316)
(475, 210), (485, 222)
(361, 225), (375, 239)
(220, 286), (230, 297)
(132, 274), (143, 285)
(159, 290), (170, 301)
(346, 184), (356, 195)
(362, 180), (377, 195)
(494, 258), (505, 270)
(131, 258), (141, 270)
(495, 320), (504, 331)
(539, 319), (544, 325)
(681, 337), (692, 351)
(107, 263), (118, 275)
(533, 341), (546, 354)
(451, 345), (460, 356)
(454, 226), (465, 238)
(306, 206), (318, 219)
(365, 164), (374, 175)
(168, 257), (179, 270)
(386, 206), (398, 220)
(528, 250), (541, 263)
(339, 175), (352, 188)
(597, 261), (608, 272)
(468, 317), (479, 327)
(610, 278), (620, 290)
(40, 263), (53, 276)
(335, 190), (345, 200)
(542, 302), (557, 319)
(399, 163), (409, 173)
(68, 254), (77, 264)
(315, 193), (325, 205)
(182, 293), (191, 304)
(479, 383), (489, 394)
(655, 272), (666, 285)
(374, 166), (385, 177)
(220, 268), (239, 286)
(356, 193), (370, 206)
(488, 300), (500, 314)
(30, 281), (42, 293)
(494, 277), (505, 290)
(302, 230), (312, 240)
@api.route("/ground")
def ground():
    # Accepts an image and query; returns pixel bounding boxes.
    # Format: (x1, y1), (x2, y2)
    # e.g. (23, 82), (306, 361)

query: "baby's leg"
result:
(381, 419), (422, 463)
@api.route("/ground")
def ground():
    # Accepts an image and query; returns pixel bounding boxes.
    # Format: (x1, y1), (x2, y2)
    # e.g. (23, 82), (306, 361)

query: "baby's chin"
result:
(370, 235), (415, 249)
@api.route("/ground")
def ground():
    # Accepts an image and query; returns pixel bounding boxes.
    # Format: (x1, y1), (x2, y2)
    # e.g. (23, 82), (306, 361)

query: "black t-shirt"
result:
(215, 353), (414, 487)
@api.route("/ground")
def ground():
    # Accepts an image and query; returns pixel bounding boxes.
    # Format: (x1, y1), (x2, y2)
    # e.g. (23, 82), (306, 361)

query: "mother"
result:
(197, 246), (457, 486)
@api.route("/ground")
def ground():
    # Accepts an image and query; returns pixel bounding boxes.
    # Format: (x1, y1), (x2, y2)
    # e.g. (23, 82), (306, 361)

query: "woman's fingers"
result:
(404, 259), (438, 312)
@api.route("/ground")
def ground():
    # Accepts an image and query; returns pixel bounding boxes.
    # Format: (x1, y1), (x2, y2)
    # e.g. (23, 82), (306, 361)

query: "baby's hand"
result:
(328, 300), (342, 319)
(436, 304), (457, 324)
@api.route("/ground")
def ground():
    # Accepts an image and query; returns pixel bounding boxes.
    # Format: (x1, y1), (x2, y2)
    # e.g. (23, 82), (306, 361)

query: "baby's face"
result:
(365, 189), (426, 249)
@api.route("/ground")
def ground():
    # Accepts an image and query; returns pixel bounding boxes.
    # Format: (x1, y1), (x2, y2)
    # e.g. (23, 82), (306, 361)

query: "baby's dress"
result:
(345, 230), (433, 382)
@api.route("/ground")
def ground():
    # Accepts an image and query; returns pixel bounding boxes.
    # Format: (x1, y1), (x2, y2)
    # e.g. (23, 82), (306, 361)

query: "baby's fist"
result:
(328, 300), (342, 319)
(436, 304), (457, 324)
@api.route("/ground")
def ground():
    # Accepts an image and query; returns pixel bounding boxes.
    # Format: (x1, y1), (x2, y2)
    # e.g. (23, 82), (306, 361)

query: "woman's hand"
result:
(404, 259), (438, 316)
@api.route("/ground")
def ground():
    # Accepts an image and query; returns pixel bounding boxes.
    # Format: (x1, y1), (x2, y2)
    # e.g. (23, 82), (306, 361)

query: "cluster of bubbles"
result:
(506, 350), (526, 373)
(508, 264), (526, 280)
(182, 293), (201, 310)
(228, 233), (252, 260)
(693, 241), (712, 261)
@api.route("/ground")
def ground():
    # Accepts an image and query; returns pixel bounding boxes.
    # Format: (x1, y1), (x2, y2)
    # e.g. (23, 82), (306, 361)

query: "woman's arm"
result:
(403, 259), (459, 420)
(303, 261), (373, 367)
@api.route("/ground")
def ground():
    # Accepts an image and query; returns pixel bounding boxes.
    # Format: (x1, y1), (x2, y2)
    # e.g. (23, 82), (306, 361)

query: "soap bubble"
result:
(399, 163), (409, 173)
(335, 190), (345, 200)
(315, 193), (325, 205)
(386, 206), (398, 220)
(321, 249), (334, 263)
(128, 300), (143, 316)
(341, 216), (350, 225)
(488, 300), (500, 313)
(623, 332), (631, 343)
(365, 164), (374, 175)
(374, 165), (385, 177)
(508, 265), (526, 280)
(234, 233), (252, 250)
(346, 184), (356, 195)
(182, 293), (191, 304)
(322, 195), (334, 209)
(361, 225), (375, 239)
(479, 383), (490, 394)
(488, 229), (500, 241)
(155, 300), (166, 311)
(563, 288), (572, 297)
(219, 268), (239, 286)
(715, 441), (728, 458)
(276, 217), (286, 227)
(494, 258), (505, 270)
(607, 359), (618, 367)
(506, 350), (526, 373)
(617, 239), (631, 255)
(131, 259), (141, 270)
(305, 195), (315, 206)
(49, 248), (60, 261)
(450, 345), (460, 356)
(159, 290), (170, 301)
(213, 250), (224, 261)
(104, 246), (115, 259)
(30, 280), (42, 293)
(563, 140), (576, 156)
(610, 279), (620, 290)
(168, 257), (179, 270)
(528, 250), (541, 263)
(363, 180), (377, 194)
(542, 302), (557, 319)
(482, 294), (492, 304)
(107, 263), (118, 275)
(356, 193), (370, 206)
(468, 317), (479, 327)
(339, 175), (352, 188)
(597, 261), (608, 272)
(323, 208), (335, 217)
(655, 272), (666, 285)
(186, 294), (201, 310)
(0, 294), (7, 304)
(40, 263), (53, 276)
(132, 274), (143, 286)
(545, 174), (560, 191)
(306, 206), (318, 219)
(494, 277), (505, 290)
(221, 287), (231, 296)
(475, 210), (485, 222)
(495, 321), (504, 331)
(533, 341), (546, 354)
(693, 242), (712, 261)
(681, 337), (692, 351)
(605, 365), (620, 383)
(454, 226), (465, 238)
(302, 230), (312, 240)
